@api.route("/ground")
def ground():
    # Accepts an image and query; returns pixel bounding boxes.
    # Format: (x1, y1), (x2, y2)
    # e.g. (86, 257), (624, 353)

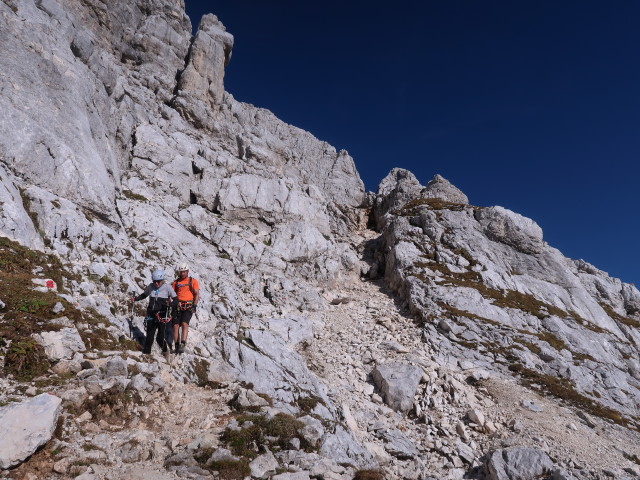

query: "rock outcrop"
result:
(1, 1), (639, 479)
(373, 169), (640, 423)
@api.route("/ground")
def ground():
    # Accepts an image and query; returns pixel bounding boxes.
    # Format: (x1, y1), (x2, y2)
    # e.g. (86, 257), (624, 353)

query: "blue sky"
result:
(184, 1), (639, 285)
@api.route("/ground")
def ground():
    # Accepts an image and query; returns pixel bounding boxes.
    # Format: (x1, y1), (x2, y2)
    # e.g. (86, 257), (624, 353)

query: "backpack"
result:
(173, 276), (196, 298)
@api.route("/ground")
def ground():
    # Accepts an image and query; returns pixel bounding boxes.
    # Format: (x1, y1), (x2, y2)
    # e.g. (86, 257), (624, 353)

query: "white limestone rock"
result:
(422, 174), (469, 205)
(371, 363), (423, 414)
(0, 165), (44, 249)
(0, 393), (63, 468)
(298, 415), (325, 447)
(319, 426), (375, 468)
(102, 356), (128, 378)
(377, 428), (420, 459)
(486, 447), (554, 480)
(249, 450), (279, 479)
(475, 206), (544, 255)
(232, 388), (270, 409)
(268, 316), (314, 347)
(272, 472), (311, 480)
(374, 168), (640, 419)
(173, 14), (233, 128)
(33, 327), (86, 361)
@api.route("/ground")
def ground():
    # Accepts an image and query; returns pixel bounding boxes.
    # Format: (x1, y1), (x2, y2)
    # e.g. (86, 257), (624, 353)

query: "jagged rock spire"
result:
(422, 174), (468, 205)
(374, 169), (468, 229)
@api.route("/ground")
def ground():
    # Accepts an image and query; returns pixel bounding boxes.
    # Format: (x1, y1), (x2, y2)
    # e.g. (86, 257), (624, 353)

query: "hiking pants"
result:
(143, 318), (169, 354)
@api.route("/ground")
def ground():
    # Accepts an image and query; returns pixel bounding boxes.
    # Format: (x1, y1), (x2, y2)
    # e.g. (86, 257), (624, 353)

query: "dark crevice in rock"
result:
(128, 126), (138, 169)
(191, 161), (203, 176)
(236, 135), (246, 160)
(172, 34), (196, 97)
(82, 206), (119, 230)
(211, 193), (221, 215)
(70, 41), (82, 59)
(189, 191), (198, 205)
(113, 201), (126, 233)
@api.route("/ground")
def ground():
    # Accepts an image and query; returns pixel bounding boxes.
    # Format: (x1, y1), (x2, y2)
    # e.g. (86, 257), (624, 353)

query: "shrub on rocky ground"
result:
(354, 469), (385, 480)
(73, 386), (141, 425)
(221, 413), (308, 459)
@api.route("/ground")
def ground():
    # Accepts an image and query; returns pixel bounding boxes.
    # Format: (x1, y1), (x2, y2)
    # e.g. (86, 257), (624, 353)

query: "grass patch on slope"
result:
(397, 198), (468, 216)
(220, 413), (308, 459)
(0, 236), (131, 380)
(509, 363), (638, 429)
(599, 302), (640, 329)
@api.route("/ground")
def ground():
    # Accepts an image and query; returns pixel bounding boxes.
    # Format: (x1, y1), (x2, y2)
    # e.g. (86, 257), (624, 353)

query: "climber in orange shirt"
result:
(171, 263), (200, 354)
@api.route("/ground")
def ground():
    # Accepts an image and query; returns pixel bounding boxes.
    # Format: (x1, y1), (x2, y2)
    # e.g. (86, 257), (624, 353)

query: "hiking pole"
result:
(128, 298), (135, 339)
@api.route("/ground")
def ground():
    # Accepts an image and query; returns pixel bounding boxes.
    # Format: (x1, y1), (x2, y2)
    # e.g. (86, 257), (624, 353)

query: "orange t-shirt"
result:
(172, 277), (199, 302)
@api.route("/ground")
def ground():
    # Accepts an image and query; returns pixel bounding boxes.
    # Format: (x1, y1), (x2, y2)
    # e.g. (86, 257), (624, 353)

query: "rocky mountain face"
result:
(0, 1), (639, 479)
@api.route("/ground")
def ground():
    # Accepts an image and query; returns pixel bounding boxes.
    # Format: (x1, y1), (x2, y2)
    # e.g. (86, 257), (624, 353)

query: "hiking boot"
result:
(177, 342), (185, 354)
(163, 350), (170, 361)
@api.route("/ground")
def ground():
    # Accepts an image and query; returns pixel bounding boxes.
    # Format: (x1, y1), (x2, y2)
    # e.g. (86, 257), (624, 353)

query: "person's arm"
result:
(132, 284), (151, 302)
(169, 285), (179, 309)
(192, 280), (200, 311)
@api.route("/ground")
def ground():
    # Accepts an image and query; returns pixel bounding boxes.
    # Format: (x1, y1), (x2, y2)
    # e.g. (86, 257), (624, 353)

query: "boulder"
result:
(249, 450), (279, 479)
(319, 426), (375, 468)
(268, 316), (314, 347)
(377, 428), (420, 459)
(0, 394), (63, 468)
(486, 447), (554, 480)
(232, 388), (270, 409)
(272, 472), (311, 480)
(32, 327), (86, 361)
(371, 363), (423, 413)
(298, 415), (325, 447)
(102, 356), (128, 378)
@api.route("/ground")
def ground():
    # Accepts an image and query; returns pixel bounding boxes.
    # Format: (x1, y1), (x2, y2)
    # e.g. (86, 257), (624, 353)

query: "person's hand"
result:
(130, 297), (136, 303)
(191, 304), (197, 313)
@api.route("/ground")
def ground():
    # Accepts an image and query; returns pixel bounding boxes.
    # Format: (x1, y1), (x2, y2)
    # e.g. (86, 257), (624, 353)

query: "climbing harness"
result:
(178, 300), (194, 311)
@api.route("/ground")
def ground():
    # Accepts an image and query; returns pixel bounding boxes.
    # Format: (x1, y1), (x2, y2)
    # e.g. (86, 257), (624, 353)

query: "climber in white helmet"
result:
(171, 263), (200, 354)
(131, 268), (178, 358)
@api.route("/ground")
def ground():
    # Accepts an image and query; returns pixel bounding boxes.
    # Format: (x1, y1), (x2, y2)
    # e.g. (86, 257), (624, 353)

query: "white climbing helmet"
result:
(178, 263), (189, 272)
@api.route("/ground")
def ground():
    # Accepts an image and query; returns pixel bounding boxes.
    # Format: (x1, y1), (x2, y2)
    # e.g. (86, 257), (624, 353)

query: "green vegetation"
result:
(508, 363), (637, 429)
(192, 358), (217, 388)
(0, 236), (131, 381)
(220, 413), (307, 459)
(74, 386), (139, 425)
(414, 257), (590, 323)
(599, 302), (640, 329)
(435, 301), (501, 327)
(122, 189), (148, 202)
(397, 197), (468, 216)
(192, 450), (250, 480)
(1, 319), (53, 380)
(5, 338), (50, 381)
(354, 470), (385, 480)
(297, 394), (325, 414)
